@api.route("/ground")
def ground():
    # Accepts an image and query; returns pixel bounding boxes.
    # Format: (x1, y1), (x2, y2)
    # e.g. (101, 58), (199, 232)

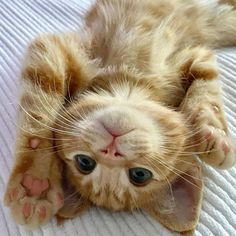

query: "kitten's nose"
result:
(100, 137), (123, 158)
(99, 122), (134, 158)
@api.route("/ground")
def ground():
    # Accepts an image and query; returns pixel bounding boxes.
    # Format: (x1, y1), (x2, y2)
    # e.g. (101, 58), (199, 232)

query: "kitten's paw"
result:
(197, 125), (236, 169)
(4, 172), (63, 228)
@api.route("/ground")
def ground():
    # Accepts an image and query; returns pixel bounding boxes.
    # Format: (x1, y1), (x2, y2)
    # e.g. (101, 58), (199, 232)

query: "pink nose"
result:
(99, 122), (134, 158)
(100, 137), (123, 158)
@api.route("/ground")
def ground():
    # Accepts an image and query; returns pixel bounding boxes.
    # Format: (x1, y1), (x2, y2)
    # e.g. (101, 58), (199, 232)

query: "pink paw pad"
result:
(38, 206), (47, 221)
(8, 188), (19, 201)
(23, 202), (31, 219)
(205, 129), (214, 141)
(22, 174), (49, 196)
(221, 141), (230, 154)
(29, 138), (41, 149)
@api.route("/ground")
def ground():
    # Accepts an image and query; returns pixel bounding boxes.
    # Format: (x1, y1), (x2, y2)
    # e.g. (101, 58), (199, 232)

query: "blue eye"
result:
(129, 167), (153, 186)
(74, 154), (96, 174)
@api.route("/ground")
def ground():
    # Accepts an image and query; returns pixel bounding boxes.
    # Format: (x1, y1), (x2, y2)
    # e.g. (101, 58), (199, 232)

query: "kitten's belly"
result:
(86, 0), (205, 106)
(86, 0), (209, 67)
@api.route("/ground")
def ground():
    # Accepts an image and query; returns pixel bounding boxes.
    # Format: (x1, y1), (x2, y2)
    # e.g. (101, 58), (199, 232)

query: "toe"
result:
(205, 127), (214, 141)
(10, 197), (34, 225)
(4, 185), (26, 206)
(23, 202), (32, 219)
(37, 206), (47, 222)
(47, 189), (64, 213)
(221, 140), (230, 154)
(32, 201), (52, 226)
(9, 188), (19, 202)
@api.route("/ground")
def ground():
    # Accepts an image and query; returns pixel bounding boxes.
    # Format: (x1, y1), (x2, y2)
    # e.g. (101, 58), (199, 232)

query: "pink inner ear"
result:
(144, 164), (203, 232)
(172, 178), (196, 221)
(170, 166), (202, 222)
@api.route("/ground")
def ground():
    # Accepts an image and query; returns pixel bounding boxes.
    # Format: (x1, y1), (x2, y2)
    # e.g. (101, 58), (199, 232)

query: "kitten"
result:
(4, 0), (236, 234)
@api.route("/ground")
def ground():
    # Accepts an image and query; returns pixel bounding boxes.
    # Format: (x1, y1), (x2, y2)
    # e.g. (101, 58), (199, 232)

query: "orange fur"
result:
(4, 0), (236, 233)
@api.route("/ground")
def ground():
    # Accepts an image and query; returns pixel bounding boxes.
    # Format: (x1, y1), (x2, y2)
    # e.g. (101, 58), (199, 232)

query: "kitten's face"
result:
(55, 76), (188, 211)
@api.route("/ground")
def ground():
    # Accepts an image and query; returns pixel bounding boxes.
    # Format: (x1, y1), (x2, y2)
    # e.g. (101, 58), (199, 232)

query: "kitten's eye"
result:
(74, 154), (96, 174)
(129, 167), (153, 186)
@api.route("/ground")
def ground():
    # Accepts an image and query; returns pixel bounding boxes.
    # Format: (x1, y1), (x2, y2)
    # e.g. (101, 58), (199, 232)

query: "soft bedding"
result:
(0, 1), (235, 235)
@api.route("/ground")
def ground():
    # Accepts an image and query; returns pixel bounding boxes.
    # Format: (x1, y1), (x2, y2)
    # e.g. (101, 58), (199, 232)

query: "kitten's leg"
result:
(179, 47), (236, 169)
(4, 34), (92, 228)
(208, 1), (236, 47)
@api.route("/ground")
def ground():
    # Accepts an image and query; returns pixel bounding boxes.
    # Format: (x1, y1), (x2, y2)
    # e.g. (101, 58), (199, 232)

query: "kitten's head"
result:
(55, 72), (202, 233)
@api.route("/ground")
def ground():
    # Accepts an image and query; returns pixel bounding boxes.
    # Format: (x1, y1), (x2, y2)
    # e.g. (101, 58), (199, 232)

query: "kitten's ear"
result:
(142, 161), (203, 234)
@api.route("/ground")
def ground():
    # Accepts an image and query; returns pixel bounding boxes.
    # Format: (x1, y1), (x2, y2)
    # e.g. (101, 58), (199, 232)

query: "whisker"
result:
(143, 157), (175, 210)
(147, 154), (202, 189)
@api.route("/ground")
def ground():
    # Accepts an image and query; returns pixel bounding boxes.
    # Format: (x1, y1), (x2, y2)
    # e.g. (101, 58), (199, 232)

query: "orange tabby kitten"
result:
(4, 0), (236, 234)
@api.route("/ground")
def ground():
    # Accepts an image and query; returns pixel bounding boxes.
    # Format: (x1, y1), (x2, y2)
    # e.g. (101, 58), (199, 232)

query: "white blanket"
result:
(0, 1), (235, 235)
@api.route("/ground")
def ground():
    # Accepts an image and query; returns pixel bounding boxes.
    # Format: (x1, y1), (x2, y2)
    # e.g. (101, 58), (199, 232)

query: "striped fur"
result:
(4, 0), (236, 234)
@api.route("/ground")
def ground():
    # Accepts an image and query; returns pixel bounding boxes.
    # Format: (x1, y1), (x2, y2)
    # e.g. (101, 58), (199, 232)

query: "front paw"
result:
(4, 161), (64, 228)
(196, 124), (236, 169)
